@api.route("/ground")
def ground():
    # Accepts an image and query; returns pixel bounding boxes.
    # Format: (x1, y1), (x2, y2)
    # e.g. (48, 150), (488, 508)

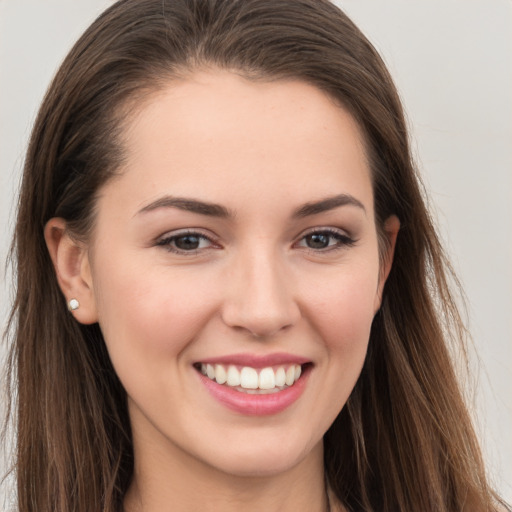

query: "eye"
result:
(296, 229), (356, 251)
(156, 231), (216, 254)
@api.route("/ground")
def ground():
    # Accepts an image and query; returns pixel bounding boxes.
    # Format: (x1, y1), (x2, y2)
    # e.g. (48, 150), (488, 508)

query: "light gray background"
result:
(1, 0), (511, 507)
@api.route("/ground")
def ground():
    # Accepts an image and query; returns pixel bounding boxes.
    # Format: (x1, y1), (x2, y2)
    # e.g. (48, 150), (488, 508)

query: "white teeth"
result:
(226, 365), (241, 386)
(275, 367), (286, 387)
(285, 366), (295, 386)
(215, 364), (227, 384)
(200, 363), (303, 391)
(258, 367), (275, 390)
(240, 367), (259, 389)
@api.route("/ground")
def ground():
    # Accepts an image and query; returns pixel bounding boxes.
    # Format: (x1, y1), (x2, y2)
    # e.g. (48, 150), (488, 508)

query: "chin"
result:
(199, 433), (322, 479)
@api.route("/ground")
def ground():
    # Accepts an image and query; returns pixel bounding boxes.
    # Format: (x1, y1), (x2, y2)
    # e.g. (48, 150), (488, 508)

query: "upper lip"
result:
(195, 352), (310, 368)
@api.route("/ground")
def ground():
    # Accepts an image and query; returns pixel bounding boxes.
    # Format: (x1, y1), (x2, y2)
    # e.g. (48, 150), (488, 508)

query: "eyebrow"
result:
(137, 196), (232, 218)
(292, 193), (366, 218)
(136, 193), (366, 219)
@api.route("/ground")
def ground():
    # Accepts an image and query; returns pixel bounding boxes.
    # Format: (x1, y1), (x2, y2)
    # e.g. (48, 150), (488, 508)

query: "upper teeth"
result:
(200, 363), (302, 391)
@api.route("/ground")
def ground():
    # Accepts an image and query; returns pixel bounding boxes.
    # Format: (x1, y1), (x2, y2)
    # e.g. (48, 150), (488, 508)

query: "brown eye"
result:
(174, 234), (201, 250)
(297, 229), (356, 251)
(157, 231), (214, 253)
(305, 233), (330, 249)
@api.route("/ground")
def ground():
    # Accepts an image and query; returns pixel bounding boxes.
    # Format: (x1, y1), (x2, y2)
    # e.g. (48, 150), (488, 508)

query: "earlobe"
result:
(374, 215), (400, 312)
(44, 218), (98, 324)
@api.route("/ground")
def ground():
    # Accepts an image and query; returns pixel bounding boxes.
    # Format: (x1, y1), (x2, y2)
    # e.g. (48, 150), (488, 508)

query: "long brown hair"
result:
(3, 0), (506, 510)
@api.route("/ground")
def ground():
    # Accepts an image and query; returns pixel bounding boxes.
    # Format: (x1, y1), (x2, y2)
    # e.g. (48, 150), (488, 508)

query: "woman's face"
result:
(84, 70), (396, 477)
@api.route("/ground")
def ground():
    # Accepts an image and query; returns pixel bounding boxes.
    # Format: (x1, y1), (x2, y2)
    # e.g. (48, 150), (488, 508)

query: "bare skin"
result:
(45, 70), (398, 511)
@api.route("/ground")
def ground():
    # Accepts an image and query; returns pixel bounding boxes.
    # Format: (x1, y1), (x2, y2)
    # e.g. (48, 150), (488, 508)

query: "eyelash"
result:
(295, 228), (356, 253)
(156, 230), (216, 254)
(156, 228), (356, 255)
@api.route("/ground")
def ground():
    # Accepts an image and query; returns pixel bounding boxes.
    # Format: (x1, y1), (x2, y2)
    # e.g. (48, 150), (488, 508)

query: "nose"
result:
(221, 248), (301, 338)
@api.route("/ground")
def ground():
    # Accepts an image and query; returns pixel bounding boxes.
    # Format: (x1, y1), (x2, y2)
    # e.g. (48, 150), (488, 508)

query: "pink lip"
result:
(196, 352), (310, 368)
(196, 363), (311, 416)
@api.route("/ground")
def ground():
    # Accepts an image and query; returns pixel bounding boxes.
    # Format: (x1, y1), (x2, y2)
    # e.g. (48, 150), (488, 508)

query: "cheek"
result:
(92, 257), (218, 366)
(294, 263), (380, 434)
(301, 263), (380, 352)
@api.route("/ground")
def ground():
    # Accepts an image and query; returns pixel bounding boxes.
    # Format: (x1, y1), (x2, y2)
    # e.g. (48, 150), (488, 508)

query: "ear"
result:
(44, 218), (98, 324)
(374, 215), (400, 313)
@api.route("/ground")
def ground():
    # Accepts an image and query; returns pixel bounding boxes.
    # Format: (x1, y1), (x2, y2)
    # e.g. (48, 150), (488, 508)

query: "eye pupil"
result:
(175, 235), (200, 250)
(306, 233), (330, 249)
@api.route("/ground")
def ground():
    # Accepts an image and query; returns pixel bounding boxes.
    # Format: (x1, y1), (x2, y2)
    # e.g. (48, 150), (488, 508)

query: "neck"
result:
(124, 435), (330, 512)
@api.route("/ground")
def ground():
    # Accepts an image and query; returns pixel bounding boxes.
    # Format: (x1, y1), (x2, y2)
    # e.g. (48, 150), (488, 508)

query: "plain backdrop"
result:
(1, 0), (511, 508)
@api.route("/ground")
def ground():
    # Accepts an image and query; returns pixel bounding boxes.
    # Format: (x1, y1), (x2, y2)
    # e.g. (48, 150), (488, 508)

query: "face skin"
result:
(46, 70), (398, 511)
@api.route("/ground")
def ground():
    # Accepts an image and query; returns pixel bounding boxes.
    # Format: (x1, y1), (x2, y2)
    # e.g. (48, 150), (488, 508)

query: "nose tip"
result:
(225, 308), (298, 339)
(221, 256), (300, 338)
(223, 309), (300, 340)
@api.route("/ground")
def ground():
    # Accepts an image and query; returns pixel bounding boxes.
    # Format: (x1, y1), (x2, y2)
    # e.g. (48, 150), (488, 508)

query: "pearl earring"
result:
(68, 298), (80, 311)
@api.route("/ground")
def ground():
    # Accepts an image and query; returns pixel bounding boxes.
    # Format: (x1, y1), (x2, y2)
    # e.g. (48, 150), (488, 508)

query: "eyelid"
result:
(155, 228), (221, 253)
(294, 226), (357, 250)
(153, 226), (356, 254)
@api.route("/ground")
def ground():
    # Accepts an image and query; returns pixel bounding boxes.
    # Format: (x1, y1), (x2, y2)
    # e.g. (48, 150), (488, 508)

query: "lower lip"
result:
(197, 366), (310, 416)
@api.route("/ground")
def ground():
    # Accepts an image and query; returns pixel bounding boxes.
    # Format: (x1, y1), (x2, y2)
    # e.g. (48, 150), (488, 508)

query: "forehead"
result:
(103, 70), (373, 217)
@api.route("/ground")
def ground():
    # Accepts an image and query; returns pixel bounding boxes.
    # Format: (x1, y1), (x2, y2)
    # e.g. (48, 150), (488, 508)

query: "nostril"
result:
(220, 269), (301, 337)
(223, 313), (299, 339)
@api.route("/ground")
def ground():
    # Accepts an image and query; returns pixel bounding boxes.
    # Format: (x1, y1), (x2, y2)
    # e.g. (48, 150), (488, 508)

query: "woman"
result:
(3, 0), (508, 510)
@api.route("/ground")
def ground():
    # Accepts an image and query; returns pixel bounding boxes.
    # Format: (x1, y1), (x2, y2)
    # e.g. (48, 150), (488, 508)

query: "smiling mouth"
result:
(194, 363), (307, 394)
